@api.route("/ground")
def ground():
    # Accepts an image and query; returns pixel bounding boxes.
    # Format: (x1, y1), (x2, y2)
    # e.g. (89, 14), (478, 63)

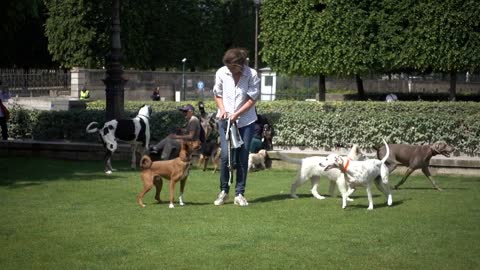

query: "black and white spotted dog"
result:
(86, 104), (152, 174)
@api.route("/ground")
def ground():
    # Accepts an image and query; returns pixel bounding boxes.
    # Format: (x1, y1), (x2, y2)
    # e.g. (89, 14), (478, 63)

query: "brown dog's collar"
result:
(342, 158), (350, 173)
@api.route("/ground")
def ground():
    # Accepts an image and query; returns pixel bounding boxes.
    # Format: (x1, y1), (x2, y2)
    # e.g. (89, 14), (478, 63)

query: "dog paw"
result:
(314, 195), (326, 200)
(140, 204), (146, 208)
(169, 203), (175, 208)
(347, 197), (354, 202)
(290, 194), (299, 199)
(105, 170), (112, 175)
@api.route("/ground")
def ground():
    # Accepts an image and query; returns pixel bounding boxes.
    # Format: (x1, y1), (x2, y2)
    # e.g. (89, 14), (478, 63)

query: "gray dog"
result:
(376, 141), (455, 190)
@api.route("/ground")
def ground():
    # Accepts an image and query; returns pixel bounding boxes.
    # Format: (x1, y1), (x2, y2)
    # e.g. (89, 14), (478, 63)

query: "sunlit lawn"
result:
(1, 157), (479, 270)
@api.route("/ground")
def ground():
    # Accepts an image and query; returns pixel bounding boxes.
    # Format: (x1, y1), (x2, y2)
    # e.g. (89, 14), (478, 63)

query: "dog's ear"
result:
(432, 141), (443, 151)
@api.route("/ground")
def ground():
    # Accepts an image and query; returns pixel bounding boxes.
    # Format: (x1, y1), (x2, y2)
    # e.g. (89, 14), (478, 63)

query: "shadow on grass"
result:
(346, 199), (405, 209)
(0, 157), (133, 187)
(395, 187), (467, 190)
(251, 192), (407, 204)
(250, 193), (292, 203)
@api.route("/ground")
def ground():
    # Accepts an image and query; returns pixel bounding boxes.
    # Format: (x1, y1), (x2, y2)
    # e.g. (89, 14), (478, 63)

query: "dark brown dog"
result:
(138, 140), (201, 208)
(376, 141), (455, 190)
(197, 140), (221, 173)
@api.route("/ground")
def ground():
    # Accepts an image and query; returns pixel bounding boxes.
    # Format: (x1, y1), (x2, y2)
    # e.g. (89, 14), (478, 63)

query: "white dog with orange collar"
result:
(320, 139), (392, 210)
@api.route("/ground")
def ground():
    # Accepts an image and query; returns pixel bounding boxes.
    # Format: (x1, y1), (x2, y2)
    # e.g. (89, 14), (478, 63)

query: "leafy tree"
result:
(44, 0), (111, 68)
(0, 0), (53, 68)
(44, 0), (228, 71)
(260, 0), (480, 101)
(403, 0), (480, 101)
(152, 0), (225, 71)
(260, 0), (338, 100)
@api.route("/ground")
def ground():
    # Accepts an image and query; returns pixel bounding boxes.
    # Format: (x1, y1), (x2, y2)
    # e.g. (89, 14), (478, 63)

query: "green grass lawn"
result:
(1, 157), (479, 270)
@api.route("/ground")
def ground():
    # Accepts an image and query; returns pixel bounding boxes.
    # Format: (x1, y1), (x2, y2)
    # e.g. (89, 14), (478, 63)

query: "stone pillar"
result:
(71, 67), (87, 99)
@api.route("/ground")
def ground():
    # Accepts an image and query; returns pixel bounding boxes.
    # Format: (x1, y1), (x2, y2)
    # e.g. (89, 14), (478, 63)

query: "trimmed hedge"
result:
(7, 100), (480, 155)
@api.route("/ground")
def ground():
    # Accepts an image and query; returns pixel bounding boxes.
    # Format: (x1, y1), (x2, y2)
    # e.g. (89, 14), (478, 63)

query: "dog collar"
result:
(342, 158), (350, 173)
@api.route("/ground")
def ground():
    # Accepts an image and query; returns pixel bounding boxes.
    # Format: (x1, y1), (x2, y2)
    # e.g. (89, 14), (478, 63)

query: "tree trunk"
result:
(355, 74), (365, 100)
(449, 70), (457, 101)
(318, 74), (326, 101)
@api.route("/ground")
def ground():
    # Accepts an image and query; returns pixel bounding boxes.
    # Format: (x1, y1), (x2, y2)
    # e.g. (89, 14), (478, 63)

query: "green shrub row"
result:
(7, 100), (480, 155)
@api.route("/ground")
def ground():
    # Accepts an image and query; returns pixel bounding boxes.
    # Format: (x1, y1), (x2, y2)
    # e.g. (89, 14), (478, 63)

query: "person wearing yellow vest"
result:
(80, 87), (90, 100)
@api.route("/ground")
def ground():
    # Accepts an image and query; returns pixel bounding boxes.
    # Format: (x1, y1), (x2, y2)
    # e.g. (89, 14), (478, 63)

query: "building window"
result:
(265, 75), (273, 86)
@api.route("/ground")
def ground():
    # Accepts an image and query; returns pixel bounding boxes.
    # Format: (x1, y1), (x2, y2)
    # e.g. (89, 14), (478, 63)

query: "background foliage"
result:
(260, 0), (480, 100)
(40, 0), (255, 70)
(7, 100), (480, 155)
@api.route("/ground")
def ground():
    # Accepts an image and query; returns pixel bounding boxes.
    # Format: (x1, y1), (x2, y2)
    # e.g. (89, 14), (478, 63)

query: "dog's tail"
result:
(277, 152), (302, 165)
(380, 139), (390, 164)
(140, 155), (153, 169)
(86, 122), (100, 133)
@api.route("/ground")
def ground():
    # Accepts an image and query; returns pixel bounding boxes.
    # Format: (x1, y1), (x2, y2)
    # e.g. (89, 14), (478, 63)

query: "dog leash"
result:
(226, 119), (234, 186)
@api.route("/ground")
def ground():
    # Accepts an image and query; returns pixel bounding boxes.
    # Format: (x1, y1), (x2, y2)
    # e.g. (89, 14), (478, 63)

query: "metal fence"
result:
(0, 69), (71, 98)
(2, 68), (479, 101)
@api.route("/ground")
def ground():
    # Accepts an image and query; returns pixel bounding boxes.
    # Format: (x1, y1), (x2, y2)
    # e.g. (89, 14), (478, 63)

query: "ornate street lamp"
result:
(253, 0), (262, 71)
(103, 0), (127, 120)
(182, 58), (187, 101)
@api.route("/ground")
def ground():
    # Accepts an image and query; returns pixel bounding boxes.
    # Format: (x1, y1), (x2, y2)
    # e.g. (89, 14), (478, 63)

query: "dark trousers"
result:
(0, 117), (8, 140)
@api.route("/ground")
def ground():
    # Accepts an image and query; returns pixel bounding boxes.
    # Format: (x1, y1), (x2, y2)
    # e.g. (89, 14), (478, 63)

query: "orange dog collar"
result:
(342, 158), (350, 173)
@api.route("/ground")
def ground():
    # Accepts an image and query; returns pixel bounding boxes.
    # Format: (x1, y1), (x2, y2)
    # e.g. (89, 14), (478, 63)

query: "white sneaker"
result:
(214, 191), (229, 206)
(234, 194), (249, 206)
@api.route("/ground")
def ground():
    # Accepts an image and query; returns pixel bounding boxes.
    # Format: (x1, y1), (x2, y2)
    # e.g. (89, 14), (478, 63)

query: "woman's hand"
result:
(229, 112), (240, 122)
(217, 109), (227, 120)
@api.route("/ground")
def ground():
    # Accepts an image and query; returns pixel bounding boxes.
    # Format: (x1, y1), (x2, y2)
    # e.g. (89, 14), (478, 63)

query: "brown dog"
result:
(376, 141), (455, 190)
(197, 140), (221, 173)
(138, 140), (201, 208)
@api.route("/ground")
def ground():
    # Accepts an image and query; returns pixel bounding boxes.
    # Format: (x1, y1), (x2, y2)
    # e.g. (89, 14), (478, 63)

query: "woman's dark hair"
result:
(223, 48), (248, 66)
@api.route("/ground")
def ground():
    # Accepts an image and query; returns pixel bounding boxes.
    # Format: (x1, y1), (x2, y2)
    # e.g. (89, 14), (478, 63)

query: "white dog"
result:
(278, 145), (366, 200)
(248, 149), (268, 171)
(86, 104), (151, 174)
(320, 139), (392, 210)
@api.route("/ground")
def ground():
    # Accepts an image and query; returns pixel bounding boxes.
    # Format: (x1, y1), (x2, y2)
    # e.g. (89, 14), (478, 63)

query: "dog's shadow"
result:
(250, 193), (300, 203)
(250, 194), (408, 208)
(346, 199), (405, 209)
(150, 201), (211, 207)
(395, 187), (467, 191)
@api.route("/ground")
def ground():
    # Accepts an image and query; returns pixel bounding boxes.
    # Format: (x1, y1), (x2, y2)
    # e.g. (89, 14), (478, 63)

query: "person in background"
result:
(80, 87), (90, 100)
(0, 80), (10, 101)
(0, 98), (10, 140)
(212, 48), (260, 207)
(151, 87), (161, 101)
(386, 93), (398, 102)
(150, 104), (201, 160)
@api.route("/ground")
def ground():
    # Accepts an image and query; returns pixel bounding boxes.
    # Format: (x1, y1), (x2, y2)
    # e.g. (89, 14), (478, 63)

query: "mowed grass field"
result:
(1, 157), (479, 270)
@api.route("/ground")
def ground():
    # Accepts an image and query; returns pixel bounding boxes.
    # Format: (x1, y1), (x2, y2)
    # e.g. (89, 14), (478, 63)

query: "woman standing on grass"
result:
(212, 48), (260, 207)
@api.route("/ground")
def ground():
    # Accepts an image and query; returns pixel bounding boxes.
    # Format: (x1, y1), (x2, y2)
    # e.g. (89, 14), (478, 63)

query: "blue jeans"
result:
(218, 120), (255, 196)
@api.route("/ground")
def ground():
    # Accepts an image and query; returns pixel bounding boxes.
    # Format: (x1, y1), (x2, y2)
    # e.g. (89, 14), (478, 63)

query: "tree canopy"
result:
(260, 0), (480, 99)
(42, 0), (256, 70)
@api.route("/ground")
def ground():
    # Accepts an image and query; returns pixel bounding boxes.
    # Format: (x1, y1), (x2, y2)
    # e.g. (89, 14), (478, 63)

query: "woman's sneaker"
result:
(214, 191), (228, 206)
(234, 194), (249, 206)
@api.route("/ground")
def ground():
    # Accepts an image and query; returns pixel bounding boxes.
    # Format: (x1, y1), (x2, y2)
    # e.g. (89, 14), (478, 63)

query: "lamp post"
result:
(103, 0), (126, 120)
(182, 58), (187, 101)
(253, 0), (261, 71)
